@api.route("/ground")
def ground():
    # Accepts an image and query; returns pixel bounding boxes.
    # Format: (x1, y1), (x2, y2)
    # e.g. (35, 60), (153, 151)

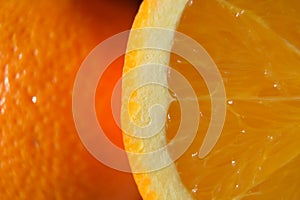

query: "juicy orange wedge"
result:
(121, 0), (300, 199)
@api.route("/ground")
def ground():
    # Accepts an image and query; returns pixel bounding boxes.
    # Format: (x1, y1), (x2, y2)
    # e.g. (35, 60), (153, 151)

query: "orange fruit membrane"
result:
(0, 0), (142, 199)
(121, 0), (300, 199)
(171, 0), (300, 199)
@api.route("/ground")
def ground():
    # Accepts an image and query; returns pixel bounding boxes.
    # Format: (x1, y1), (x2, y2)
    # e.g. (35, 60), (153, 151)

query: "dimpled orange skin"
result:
(0, 0), (141, 199)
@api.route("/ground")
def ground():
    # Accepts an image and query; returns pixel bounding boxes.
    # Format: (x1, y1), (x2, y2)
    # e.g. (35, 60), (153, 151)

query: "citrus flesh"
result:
(0, 0), (141, 199)
(170, 0), (300, 199)
(122, 0), (300, 199)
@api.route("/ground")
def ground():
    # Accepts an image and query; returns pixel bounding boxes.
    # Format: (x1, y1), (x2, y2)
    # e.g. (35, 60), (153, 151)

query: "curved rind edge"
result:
(121, 0), (193, 199)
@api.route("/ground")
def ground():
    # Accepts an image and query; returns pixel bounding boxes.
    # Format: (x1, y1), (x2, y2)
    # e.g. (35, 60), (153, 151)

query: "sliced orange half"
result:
(121, 0), (300, 199)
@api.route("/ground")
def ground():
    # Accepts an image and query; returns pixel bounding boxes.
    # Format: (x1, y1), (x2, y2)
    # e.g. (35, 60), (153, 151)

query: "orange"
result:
(0, 0), (142, 199)
(121, 0), (300, 199)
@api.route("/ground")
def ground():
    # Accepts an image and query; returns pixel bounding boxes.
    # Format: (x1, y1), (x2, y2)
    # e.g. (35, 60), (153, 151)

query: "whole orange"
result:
(0, 0), (141, 199)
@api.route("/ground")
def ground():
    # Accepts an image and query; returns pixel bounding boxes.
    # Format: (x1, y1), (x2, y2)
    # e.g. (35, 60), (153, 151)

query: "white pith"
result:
(121, 0), (194, 199)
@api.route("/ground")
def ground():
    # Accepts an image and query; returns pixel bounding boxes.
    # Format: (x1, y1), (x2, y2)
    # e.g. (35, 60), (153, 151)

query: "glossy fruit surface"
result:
(0, 0), (141, 199)
(121, 0), (300, 199)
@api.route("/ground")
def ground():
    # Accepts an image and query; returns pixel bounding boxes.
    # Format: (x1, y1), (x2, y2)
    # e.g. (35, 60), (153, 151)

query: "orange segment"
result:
(172, 1), (300, 198)
(122, 0), (300, 199)
(222, 0), (300, 50)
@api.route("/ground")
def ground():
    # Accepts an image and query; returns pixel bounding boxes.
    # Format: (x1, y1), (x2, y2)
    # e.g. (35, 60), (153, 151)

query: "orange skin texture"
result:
(0, 0), (141, 199)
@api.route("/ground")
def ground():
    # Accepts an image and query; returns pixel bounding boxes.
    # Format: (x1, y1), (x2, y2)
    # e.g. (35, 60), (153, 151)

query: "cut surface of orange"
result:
(121, 0), (300, 199)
